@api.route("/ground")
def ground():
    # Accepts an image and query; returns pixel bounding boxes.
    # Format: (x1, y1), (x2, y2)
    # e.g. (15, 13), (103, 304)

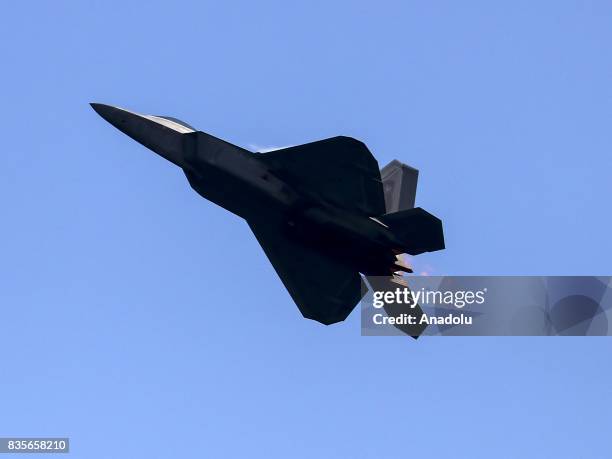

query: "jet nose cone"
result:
(90, 103), (120, 123)
(90, 102), (145, 132)
(90, 102), (189, 168)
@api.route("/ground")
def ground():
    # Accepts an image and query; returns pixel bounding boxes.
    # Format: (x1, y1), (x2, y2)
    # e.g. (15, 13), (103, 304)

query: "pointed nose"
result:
(90, 102), (191, 168)
(90, 103), (143, 130)
(90, 102), (112, 118)
(90, 103), (132, 129)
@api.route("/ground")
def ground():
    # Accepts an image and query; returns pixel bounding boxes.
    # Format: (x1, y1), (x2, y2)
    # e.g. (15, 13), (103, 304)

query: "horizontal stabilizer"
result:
(365, 275), (426, 339)
(379, 207), (445, 255)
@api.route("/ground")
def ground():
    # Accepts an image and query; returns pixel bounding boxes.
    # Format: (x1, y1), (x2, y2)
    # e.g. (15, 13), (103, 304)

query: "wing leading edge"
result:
(248, 218), (366, 325)
(258, 136), (386, 216)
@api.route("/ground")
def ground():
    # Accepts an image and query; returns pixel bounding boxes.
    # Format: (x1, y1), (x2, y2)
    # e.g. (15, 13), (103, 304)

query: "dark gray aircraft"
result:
(91, 103), (444, 327)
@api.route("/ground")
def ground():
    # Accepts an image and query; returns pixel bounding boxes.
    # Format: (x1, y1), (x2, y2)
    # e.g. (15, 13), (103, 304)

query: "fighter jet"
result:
(91, 103), (444, 326)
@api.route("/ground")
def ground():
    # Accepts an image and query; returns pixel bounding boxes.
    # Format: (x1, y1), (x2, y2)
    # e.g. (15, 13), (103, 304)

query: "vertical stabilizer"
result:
(380, 160), (419, 213)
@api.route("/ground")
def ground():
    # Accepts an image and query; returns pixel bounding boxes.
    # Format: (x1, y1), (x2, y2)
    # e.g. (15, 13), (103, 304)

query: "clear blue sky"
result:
(1, 1), (611, 458)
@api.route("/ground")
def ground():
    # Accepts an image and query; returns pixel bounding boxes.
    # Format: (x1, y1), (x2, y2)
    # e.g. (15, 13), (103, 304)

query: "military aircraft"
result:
(91, 103), (444, 327)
